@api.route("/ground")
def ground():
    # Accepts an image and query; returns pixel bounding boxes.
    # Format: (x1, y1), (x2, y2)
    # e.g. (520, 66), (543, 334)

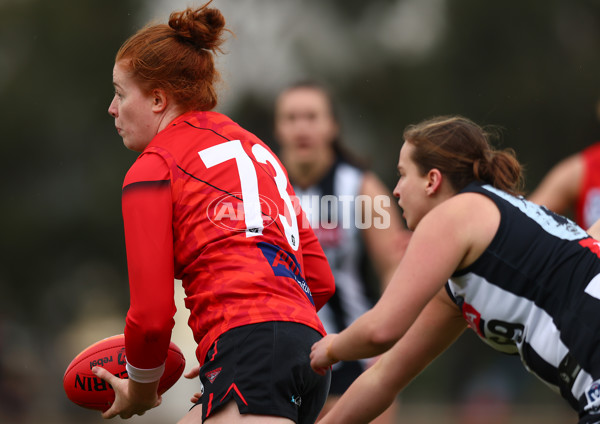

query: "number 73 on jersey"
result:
(199, 140), (300, 251)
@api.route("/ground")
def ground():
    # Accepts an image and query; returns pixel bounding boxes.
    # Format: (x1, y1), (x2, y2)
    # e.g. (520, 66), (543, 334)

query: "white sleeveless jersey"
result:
(294, 160), (373, 338)
(446, 182), (600, 413)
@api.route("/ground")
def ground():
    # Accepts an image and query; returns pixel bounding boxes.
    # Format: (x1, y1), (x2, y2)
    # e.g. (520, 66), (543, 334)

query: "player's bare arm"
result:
(311, 192), (497, 369)
(528, 153), (583, 214)
(318, 289), (466, 424)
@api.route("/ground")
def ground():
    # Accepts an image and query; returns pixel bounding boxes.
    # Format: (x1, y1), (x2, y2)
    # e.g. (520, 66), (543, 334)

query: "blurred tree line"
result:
(0, 0), (599, 421)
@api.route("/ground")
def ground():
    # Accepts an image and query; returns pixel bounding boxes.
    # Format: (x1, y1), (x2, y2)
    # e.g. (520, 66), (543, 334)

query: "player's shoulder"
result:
(423, 191), (500, 243)
(123, 153), (170, 188)
(436, 191), (498, 220)
(175, 111), (248, 140)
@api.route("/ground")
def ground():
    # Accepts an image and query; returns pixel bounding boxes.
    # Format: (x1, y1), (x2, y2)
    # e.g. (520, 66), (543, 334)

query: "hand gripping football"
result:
(63, 334), (185, 411)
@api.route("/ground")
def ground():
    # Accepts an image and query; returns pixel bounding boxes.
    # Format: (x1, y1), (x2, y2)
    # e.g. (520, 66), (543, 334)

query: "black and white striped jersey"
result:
(294, 159), (373, 337)
(446, 182), (600, 413)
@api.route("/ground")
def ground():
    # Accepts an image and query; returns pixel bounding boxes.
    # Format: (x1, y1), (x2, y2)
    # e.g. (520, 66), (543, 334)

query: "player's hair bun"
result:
(168, 5), (227, 52)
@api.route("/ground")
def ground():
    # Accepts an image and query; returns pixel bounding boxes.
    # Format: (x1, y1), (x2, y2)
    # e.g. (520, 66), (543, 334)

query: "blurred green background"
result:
(1, 0), (598, 422)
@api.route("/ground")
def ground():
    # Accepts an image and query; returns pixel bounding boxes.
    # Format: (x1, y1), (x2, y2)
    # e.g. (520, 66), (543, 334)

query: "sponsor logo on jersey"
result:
(257, 241), (314, 306)
(461, 301), (484, 337)
(585, 380), (600, 413)
(558, 353), (581, 388)
(206, 192), (278, 232)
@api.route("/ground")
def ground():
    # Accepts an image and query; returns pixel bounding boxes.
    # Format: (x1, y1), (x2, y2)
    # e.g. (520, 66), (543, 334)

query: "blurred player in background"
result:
(94, 3), (335, 423)
(310, 115), (600, 424)
(529, 98), (600, 229)
(274, 81), (410, 422)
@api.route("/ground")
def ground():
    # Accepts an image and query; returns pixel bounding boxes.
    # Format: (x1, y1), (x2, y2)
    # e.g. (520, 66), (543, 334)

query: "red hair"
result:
(115, 2), (230, 111)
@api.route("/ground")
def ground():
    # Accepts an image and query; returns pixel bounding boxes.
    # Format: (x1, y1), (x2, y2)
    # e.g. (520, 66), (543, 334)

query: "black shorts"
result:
(196, 321), (331, 424)
(328, 360), (364, 396)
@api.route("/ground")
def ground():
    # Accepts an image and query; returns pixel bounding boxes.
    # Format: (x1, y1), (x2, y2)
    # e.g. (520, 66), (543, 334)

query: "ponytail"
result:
(473, 148), (523, 195)
(404, 116), (523, 196)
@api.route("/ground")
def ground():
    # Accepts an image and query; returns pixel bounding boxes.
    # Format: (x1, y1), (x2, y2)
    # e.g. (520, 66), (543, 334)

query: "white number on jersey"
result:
(198, 140), (299, 251)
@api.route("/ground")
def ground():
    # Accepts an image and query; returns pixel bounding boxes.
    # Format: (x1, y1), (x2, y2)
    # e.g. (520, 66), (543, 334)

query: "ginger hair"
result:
(115, 2), (230, 111)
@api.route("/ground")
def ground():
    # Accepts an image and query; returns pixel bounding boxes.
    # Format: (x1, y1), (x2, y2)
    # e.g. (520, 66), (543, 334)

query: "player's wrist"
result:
(326, 337), (340, 365)
(126, 360), (165, 383)
(129, 378), (160, 403)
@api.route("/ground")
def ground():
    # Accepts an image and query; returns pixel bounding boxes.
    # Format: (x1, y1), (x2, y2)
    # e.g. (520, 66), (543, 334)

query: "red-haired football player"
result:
(95, 3), (335, 423)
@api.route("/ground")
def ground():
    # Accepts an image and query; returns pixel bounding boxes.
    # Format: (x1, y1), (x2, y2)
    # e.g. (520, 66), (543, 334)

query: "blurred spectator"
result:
(274, 81), (411, 422)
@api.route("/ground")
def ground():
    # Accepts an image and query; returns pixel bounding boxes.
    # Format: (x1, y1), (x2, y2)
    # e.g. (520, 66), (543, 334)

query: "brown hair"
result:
(115, 2), (230, 111)
(277, 80), (368, 169)
(404, 116), (523, 195)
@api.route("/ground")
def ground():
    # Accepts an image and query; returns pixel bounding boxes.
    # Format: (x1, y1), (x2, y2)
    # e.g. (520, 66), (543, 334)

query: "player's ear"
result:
(425, 168), (443, 195)
(151, 89), (168, 113)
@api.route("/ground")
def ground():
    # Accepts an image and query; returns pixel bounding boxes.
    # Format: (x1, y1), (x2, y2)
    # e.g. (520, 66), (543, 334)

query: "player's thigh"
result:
(316, 395), (340, 422)
(177, 403), (202, 424)
(207, 400), (294, 424)
(177, 401), (295, 424)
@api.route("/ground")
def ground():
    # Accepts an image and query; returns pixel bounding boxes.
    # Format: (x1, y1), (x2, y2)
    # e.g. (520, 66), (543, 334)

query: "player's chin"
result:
(402, 213), (414, 231)
(123, 138), (143, 152)
(122, 135), (149, 153)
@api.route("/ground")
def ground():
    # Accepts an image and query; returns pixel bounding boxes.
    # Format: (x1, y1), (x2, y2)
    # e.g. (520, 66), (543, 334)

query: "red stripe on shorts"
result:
(210, 340), (219, 361)
(221, 383), (248, 405)
(206, 393), (214, 417)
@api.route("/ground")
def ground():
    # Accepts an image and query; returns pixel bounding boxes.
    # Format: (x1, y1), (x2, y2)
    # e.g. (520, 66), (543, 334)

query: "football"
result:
(63, 334), (186, 411)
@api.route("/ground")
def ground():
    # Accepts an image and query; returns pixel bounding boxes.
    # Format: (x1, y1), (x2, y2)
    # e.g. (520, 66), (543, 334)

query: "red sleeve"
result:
(122, 153), (176, 370)
(298, 208), (335, 311)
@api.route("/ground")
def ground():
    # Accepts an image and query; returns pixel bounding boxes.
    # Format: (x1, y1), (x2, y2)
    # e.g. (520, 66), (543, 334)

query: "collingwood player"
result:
(311, 115), (600, 424)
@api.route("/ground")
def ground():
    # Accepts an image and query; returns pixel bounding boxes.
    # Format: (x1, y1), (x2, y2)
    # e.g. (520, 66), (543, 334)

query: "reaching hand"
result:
(310, 334), (339, 375)
(184, 365), (203, 403)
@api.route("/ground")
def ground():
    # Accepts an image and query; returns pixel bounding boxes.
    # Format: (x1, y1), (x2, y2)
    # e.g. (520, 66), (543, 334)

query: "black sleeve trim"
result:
(444, 281), (457, 304)
(122, 179), (170, 193)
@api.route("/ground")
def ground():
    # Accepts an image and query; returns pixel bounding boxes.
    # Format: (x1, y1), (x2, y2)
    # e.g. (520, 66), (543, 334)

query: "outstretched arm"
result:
(318, 289), (466, 424)
(528, 153), (583, 215)
(310, 192), (498, 370)
(311, 195), (473, 366)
